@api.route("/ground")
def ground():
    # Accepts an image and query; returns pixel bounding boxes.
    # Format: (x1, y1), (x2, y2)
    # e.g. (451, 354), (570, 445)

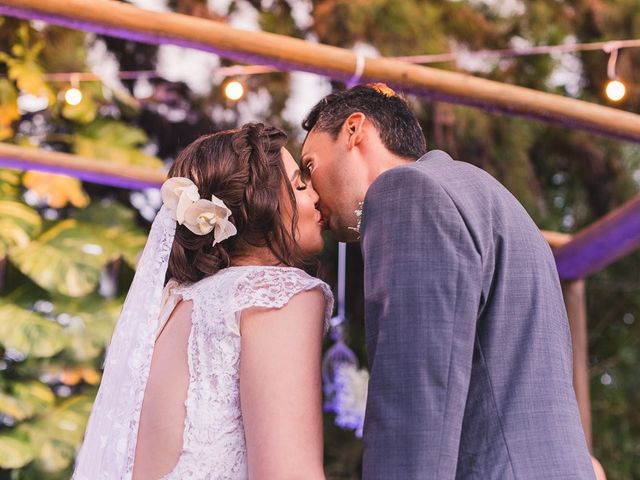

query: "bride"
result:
(72, 123), (333, 479)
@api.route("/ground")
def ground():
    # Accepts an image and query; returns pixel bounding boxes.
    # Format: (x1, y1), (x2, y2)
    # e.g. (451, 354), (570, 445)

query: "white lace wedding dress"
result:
(73, 264), (333, 480)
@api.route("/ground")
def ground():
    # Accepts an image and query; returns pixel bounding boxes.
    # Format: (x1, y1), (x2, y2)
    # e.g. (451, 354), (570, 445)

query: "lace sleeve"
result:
(232, 267), (334, 333)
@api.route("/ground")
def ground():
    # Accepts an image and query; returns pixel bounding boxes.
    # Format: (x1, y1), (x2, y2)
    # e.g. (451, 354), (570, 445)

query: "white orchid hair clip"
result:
(160, 177), (237, 247)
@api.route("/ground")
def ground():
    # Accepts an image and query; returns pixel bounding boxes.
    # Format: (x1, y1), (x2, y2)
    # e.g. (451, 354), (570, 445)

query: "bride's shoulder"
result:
(234, 266), (330, 297)
(234, 266), (334, 325)
(179, 266), (333, 320)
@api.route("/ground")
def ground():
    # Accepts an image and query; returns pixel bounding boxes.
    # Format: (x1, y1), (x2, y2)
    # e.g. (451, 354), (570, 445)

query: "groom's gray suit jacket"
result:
(360, 150), (594, 479)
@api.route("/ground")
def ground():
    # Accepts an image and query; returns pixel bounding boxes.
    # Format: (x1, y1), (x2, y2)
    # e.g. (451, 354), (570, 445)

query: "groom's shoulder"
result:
(366, 149), (503, 209)
(365, 162), (437, 205)
(414, 149), (489, 179)
(400, 149), (502, 193)
(366, 150), (459, 200)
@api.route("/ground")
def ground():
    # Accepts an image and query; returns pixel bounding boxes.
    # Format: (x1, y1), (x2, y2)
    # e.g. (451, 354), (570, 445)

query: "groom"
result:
(301, 84), (595, 479)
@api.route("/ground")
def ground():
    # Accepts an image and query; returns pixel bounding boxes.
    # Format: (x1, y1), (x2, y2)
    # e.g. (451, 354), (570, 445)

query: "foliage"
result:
(0, 0), (638, 478)
(0, 16), (153, 479)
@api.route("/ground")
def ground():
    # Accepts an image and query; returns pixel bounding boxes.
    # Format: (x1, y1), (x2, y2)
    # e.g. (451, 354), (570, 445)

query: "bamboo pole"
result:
(3, 141), (639, 280)
(555, 194), (640, 280)
(541, 230), (573, 249)
(0, 143), (166, 189)
(1, 0), (640, 142)
(1, 144), (583, 252)
(561, 280), (592, 451)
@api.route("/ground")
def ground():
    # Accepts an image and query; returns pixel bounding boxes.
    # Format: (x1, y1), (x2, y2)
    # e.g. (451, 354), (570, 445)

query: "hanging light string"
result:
(334, 241), (347, 326)
(39, 65), (277, 82)
(395, 39), (640, 64)
(24, 37), (639, 84)
(603, 44), (627, 102)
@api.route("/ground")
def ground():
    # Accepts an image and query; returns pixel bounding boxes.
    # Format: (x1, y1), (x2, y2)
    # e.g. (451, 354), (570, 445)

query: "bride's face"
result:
(281, 148), (325, 255)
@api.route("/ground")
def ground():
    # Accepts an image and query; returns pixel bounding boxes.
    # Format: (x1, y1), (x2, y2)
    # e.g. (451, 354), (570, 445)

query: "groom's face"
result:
(301, 126), (367, 242)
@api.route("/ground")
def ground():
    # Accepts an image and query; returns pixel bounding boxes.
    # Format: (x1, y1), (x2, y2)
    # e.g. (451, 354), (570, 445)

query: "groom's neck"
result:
(366, 152), (414, 185)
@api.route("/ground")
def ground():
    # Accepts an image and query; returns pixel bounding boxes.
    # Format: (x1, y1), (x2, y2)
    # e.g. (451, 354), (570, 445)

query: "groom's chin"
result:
(331, 227), (361, 244)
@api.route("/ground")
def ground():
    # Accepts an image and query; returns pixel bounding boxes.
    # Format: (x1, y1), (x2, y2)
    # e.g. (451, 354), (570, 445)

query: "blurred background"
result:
(0, 0), (639, 478)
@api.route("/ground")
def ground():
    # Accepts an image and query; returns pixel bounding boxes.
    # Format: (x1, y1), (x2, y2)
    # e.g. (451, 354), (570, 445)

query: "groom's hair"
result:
(302, 83), (427, 160)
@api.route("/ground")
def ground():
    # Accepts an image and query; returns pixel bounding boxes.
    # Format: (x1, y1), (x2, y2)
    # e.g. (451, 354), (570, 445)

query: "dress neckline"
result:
(225, 265), (297, 269)
(168, 265), (306, 293)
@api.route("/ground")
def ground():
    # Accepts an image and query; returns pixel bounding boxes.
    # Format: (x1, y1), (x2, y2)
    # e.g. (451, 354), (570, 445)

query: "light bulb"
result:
(224, 81), (244, 101)
(64, 87), (83, 106)
(605, 80), (626, 102)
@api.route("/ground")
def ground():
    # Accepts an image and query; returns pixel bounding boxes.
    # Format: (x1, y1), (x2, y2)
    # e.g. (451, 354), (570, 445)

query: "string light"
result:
(64, 74), (82, 106)
(8, 37), (636, 101)
(30, 38), (640, 83)
(606, 80), (626, 102)
(64, 87), (82, 105)
(224, 80), (244, 101)
(604, 44), (627, 102)
(396, 39), (640, 64)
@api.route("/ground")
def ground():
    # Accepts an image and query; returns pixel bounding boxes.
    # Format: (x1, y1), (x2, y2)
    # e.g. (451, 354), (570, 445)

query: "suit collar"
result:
(416, 149), (453, 163)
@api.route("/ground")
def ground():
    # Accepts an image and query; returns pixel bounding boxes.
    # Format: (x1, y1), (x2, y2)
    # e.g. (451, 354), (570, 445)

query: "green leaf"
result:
(7, 58), (52, 100)
(73, 120), (162, 169)
(18, 395), (94, 472)
(0, 431), (36, 469)
(52, 293), (123, 361)
(0, 25), (55, 105)
(0, 168), (22, 198)
(61, 85), (98, 124)
(0, 381), (55, 421)
(0, 79), (20, 140)
(0, 304), (66, 358)
(78, 119), (148, 145)
(9, 219), (111, 297)
(0, 199), (42, 259)
(74, 201), (148, 268)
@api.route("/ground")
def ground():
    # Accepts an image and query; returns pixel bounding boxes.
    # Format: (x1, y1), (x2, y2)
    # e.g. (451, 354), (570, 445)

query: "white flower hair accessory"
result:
(160, 177), (237, 246)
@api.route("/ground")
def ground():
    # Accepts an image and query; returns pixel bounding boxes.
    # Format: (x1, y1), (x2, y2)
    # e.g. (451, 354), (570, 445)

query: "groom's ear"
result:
(344, 112), (366, 149)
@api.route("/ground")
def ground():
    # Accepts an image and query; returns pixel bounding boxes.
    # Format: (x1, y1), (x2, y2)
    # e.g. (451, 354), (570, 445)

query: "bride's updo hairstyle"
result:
(165, 123), (305, 283)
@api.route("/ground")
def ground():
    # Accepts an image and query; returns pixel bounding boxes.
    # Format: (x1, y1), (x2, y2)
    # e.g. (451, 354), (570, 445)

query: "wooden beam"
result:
(561, 280), (592, 451)
(5, 141), (638, 281)
(555, 194), (640, 280)
(542, 230), (573, 249)
(4, 140), (639, 281)
(0, 143), (165, 189)
(1, 0), (640, 142)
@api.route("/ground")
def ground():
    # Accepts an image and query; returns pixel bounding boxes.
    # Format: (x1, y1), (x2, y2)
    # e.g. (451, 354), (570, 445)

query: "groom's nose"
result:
(307, 185), (320, 205)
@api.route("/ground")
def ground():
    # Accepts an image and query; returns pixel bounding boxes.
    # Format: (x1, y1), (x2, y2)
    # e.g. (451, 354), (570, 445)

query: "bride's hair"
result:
(165, 123), (305, 283)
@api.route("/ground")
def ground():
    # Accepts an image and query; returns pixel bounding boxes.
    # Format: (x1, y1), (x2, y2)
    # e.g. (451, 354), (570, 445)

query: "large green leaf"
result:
(6, 57), (53, 102)
(61, 84), (99, 124)
(2, 287), (122, 361)
(52, 294), (123, 362)
(0, 79), (20, 140)
(18, 395), (94, 472)
(0, 381), (55, 421)
(0, 431), (36, 469)
(0, 199), (42, 259)
(0, 304), (66, 358)
(73, 120), (162, 169)
(0, 168), (22, 198)
(9, 219), (112, 297)
(74, 201), (148, 268)
(0, 25), (54, 105)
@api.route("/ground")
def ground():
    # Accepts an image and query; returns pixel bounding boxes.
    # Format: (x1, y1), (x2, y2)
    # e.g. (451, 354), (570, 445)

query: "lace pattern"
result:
(73, 256), (333, 480)
(162, 266), (333, 479)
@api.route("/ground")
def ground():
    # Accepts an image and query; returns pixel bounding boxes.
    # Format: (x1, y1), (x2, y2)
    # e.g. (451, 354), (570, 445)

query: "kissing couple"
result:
(73, 84), (595, 479)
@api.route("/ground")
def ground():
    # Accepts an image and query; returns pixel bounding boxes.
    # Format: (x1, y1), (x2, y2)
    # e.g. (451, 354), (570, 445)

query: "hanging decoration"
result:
(322, 242), (369, 437)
